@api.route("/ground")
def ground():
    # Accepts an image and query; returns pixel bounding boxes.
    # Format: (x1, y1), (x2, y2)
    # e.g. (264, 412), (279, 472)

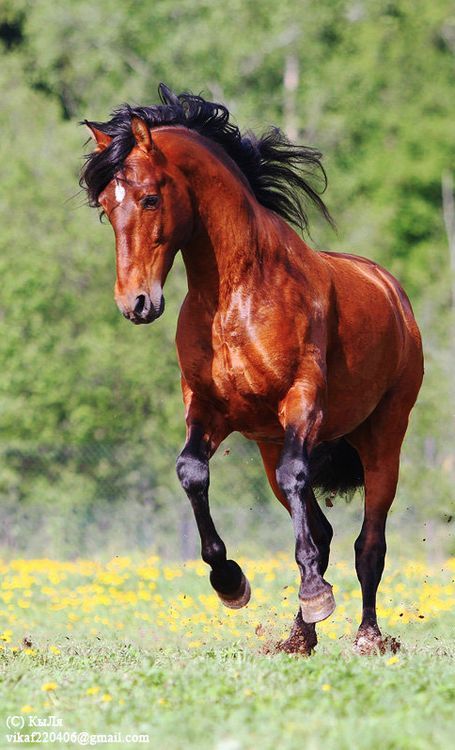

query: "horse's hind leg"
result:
(348, 385), (419, 654)
(307, 489), (333, 577)
(177, 423), (251, 608)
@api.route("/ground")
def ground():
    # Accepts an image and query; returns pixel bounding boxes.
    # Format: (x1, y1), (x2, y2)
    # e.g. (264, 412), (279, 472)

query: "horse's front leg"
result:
(258, 441), (333, 654)
(276, 379), (336, 624)
(176, 423), (251, 608)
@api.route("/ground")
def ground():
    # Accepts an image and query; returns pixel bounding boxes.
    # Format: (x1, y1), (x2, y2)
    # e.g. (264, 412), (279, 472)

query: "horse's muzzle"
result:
(121, 292), (165, 325)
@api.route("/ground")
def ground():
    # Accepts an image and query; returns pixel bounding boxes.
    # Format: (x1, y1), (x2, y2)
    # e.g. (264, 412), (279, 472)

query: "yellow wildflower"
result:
(41, 682), (58, 691)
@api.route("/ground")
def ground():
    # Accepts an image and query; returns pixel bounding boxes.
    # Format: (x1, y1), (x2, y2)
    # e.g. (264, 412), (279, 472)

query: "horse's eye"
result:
(141, 194), (159, 210)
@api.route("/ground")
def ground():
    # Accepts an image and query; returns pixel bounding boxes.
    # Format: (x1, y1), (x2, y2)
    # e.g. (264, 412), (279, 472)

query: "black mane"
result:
(80, 83), (333, 232)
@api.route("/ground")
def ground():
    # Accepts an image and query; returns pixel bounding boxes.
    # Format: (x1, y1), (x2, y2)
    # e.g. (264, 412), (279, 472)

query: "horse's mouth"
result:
(124, 309), (164, 325)
(130, 314), (159, 325)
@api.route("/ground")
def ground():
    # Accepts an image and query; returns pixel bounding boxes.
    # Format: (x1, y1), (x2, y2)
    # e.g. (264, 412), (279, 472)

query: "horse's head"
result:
(85, 117), (193, 324)
(83, 85), (335, 324)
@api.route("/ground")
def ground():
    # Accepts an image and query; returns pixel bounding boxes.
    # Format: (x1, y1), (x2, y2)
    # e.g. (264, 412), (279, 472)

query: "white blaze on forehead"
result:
(115, 182), (125, 203)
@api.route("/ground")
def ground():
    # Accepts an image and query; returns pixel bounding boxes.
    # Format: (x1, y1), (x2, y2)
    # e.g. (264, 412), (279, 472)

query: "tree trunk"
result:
(283, 53), (299, 142)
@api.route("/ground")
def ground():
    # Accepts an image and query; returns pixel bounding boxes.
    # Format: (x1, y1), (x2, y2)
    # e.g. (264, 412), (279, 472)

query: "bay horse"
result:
(81, 84), (423, 655)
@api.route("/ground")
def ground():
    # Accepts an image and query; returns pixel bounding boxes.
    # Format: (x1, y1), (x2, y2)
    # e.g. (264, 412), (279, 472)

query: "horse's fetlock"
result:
(202, 540), (226, 567)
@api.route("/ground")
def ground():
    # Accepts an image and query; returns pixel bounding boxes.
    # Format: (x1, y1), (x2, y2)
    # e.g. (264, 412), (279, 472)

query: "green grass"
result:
(0, 555), (453, 749)
(0, 634), (454, 750)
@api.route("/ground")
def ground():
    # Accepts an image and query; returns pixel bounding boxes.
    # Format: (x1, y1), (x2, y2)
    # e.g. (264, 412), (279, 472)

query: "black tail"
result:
(309, 438), (364, 501)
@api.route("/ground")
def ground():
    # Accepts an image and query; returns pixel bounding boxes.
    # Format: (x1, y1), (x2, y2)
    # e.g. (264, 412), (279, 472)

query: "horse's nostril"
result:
(134, 294), (146, 315)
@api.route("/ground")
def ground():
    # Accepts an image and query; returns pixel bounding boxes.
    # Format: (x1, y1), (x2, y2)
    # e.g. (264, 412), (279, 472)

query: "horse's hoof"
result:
(217, 573), (251, 609)
(275, 632), (317, 656)
(353, 633), (400, 656)
(299, 585), (336, 623)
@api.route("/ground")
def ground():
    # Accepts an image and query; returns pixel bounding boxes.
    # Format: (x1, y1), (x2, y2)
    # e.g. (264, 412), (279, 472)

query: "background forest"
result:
(0, 0), (453, 558)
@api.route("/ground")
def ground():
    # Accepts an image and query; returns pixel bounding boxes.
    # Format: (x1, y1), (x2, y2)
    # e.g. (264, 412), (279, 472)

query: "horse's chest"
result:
(212, 341), (263, 399)
(185, 331), (287, 425)
(177, 303), (297, 430)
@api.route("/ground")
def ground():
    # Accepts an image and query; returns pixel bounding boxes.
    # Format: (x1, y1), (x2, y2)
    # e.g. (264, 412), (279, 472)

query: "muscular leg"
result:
(176, 423), (251, 608)
(280, 487), (334, 653)
(348, 387), (417, 653)
(352, 455), (399, 653)
(258, 441), (333, 654)
(275, 378), (336, 623)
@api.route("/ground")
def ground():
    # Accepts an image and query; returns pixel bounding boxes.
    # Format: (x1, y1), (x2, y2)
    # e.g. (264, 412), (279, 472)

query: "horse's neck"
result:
(182, 203), (310, 315)
(181, 172), (298, 309)
(182, 205), (258, 301)
(160, 129), (311, 308)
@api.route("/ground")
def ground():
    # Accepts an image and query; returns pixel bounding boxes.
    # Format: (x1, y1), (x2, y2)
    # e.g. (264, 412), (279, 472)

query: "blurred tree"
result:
(0, 0), (453, 553)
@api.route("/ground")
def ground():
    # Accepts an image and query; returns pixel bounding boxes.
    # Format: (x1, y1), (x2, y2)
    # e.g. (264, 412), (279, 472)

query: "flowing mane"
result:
(81, 83), (333, 232)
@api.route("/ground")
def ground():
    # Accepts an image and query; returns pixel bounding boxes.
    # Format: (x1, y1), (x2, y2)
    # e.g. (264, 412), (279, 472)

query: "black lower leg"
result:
(276, 432), (335, 624)
(176, 427), (244, 599)
(280, 491), (333, 653)
(354, 518), (387, 634)
(276, 436), (329, 600)
(307, 490), (333, 577)
(353, 517), (400, 654)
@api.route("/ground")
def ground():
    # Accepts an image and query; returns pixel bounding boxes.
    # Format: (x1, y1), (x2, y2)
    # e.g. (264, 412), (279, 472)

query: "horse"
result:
(81, 83), (423, 655)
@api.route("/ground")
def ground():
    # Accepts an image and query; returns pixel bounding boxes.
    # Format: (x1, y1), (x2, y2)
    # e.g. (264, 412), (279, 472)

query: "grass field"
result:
(0, 554), (454, 749)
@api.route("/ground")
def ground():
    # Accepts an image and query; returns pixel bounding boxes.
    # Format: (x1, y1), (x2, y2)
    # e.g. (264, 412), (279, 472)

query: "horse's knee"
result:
(176, 449), (208, 495)
(276, 455), (309, 497)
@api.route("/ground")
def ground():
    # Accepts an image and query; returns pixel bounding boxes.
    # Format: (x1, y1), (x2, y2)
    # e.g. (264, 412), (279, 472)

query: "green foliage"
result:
(0, 0), (453, 553)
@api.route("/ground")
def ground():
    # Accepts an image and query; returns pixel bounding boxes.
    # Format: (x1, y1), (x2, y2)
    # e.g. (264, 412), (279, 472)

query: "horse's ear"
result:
(158, 83), (180, 106)
(131, 116), (153, 153)
(84, 121), (112, 151)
